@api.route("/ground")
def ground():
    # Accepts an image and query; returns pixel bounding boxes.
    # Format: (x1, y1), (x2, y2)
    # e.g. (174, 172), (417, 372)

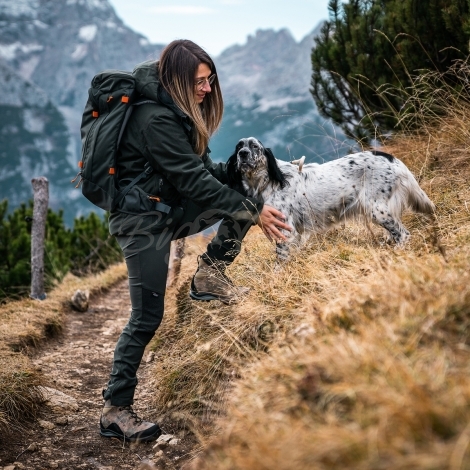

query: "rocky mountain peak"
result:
(217, 27), (316, 107)
(0, 0), (160, 108)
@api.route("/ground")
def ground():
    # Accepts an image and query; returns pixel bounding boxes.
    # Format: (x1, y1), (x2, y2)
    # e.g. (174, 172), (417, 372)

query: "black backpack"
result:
(72, 70), (157, 211)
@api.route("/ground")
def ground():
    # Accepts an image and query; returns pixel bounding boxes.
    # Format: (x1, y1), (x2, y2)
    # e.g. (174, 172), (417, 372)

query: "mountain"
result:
(211, 27), (352, 163)
(0, 0), (161, 107)
(0, 0), (164, 221)
(0, 59), (70, 209)
(0, 0), (351, 220)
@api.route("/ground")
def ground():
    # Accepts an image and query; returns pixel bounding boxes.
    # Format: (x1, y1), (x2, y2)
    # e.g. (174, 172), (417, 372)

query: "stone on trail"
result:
(27, 442), (39, 452)
(70, 289), (90, 312)
(37, 386), (79, 413)
(54, 415), (69, 425)
(152, 440), (168, 450)
(38, 420), (55, 430)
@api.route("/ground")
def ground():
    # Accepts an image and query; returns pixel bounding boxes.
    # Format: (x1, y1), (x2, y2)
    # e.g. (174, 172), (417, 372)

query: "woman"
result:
(100, 39), (291, 443)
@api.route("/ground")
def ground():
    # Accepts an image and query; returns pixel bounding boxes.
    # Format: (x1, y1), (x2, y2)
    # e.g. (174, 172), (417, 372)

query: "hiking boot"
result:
(100, 400), (161, 443)
(189, 257), (250, 305)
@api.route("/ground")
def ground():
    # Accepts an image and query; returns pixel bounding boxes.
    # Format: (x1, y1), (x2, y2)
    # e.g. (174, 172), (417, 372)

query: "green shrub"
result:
(311, 0), (470, 141)
(0, 200), (122, 302)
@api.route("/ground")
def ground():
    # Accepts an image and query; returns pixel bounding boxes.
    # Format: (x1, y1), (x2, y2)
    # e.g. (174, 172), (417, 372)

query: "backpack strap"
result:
(114, 161), (154, 206)
(112, 99), (171, 213)
(117, 99), (157, 148)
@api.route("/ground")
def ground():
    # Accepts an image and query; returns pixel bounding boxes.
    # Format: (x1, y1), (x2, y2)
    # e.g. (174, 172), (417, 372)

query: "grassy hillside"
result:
(145, 72), (470, 468)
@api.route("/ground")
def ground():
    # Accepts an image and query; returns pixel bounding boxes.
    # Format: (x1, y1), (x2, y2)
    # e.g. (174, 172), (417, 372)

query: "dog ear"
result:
(226, 151), (246, 195)
(265, 147), (289, 189)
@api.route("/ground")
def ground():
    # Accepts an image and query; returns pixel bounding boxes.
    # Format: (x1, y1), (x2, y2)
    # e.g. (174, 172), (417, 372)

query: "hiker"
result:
(99, 39), (291, 443)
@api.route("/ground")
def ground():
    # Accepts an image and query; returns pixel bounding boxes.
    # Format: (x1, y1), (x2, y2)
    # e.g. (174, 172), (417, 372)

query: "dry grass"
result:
(0, 262), (127, 432)
(150, 158), (451, 432)
(191, 245), (470, 469)
(145, 63), (470, 468)
(148, 235), (297, 427)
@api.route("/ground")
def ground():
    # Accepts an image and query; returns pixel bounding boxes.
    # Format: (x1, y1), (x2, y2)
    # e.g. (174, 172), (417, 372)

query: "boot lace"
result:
(119, 405), (143, 425)
(207, 261), (234, 286)
(217, 269), (234, 286)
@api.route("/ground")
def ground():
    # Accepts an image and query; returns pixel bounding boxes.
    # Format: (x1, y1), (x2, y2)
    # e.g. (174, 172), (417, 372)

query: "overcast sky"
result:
(108, 0), (331, 57)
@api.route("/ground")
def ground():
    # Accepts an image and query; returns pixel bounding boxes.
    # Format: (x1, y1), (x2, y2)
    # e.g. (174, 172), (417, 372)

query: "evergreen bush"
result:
(311, 0), (470, 141)
(0, 200), (122, 302)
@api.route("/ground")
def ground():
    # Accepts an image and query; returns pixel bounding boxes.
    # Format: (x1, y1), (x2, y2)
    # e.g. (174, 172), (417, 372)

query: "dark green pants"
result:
(103, 201), (254, 405)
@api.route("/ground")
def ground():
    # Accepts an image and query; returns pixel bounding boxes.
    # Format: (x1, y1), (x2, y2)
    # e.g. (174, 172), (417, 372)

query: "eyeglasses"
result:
(195, 74), (216, 90)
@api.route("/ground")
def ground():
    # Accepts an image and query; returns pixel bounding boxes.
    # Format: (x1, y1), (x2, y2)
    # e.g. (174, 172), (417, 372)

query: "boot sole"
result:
(100, 427), (161, 443)
(189, 290), (232, 305)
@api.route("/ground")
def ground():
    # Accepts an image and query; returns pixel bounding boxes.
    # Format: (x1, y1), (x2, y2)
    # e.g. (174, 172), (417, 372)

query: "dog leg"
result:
(372, 216), (410, 246)
(370, 201), (410, 246)
(274, 220), (298, 262)
(275, 241), (290, 261)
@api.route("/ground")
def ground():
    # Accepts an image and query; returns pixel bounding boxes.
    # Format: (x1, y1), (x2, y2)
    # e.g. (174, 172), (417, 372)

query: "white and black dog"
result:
(227, 137), (435, 260)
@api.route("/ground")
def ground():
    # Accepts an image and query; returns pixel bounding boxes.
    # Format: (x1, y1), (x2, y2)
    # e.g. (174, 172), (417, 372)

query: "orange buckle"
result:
(92, 110), (99, 118)
(109, 168), (115, 175)
(121, 96), (129, 103)
(78, 161), (83, 168)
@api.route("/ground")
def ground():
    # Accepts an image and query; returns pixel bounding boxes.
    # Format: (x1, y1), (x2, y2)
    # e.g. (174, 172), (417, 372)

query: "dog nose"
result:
(238, 149), (250, 161)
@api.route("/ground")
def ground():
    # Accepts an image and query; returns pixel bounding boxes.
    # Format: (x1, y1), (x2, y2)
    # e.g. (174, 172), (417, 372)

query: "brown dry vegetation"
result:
(143, 66), (470, 469)
(0, 263), (127, 434)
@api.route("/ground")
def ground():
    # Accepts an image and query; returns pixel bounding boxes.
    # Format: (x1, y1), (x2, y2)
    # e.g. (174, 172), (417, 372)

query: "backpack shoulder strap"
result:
(114, 99), (173, 212)
(117, 99), (157, 148)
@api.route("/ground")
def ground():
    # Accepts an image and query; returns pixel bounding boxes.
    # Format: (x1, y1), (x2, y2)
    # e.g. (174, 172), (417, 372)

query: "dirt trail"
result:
(1, 280), (192, 470)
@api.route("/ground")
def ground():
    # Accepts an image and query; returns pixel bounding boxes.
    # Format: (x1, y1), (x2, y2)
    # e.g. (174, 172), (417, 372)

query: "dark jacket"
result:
(109, 60), (263, 235)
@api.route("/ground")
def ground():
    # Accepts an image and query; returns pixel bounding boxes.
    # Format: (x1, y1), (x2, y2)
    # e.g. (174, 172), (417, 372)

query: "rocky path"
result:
(0, 280), (193, 470)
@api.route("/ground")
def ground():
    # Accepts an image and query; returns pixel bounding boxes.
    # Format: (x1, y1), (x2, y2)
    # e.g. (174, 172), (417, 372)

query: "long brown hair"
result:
(159, 39), (223, 156)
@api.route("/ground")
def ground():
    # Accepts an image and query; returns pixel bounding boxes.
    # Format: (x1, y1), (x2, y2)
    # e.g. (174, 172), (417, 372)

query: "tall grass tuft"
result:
(0, 354), (44, 430)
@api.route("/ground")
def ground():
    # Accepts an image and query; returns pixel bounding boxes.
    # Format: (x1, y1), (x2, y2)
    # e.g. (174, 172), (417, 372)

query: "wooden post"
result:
(167, 238), (186, 287)
(31, 177), (49, 300)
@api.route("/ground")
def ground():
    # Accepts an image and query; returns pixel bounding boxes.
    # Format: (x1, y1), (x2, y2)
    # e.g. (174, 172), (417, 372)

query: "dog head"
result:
(226, 137), (288, 194)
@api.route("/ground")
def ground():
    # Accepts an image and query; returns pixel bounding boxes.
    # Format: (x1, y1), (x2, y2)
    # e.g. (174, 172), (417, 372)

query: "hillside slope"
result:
(185, 131), (470, 468)
(0, 117), (468, 468)
(138, 89), (470, 467)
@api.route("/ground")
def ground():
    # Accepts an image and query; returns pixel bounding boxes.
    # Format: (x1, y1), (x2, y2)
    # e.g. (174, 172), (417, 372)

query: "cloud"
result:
(150, 6), (215, 15)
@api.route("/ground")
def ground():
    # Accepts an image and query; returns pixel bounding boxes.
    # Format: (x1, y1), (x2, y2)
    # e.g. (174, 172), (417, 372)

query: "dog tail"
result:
(409, 187), (435, 215)
(399, 165), (435, 215)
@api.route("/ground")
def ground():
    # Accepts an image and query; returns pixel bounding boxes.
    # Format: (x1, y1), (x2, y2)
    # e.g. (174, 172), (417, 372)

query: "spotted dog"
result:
(226, 137), (435, 260)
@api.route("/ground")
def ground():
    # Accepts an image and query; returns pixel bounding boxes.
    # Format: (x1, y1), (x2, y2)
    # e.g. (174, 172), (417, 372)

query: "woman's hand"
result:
(257, 205), (292, 242)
